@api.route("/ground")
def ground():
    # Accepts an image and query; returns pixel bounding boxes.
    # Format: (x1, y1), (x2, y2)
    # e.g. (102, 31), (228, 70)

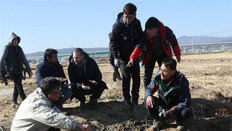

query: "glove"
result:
(114, 58), (120, 67)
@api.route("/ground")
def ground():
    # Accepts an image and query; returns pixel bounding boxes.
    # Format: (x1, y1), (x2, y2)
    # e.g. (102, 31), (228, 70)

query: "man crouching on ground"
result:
(68, 48), (107, 108)
(11, 77), (91, 131)
(145, 58), (192, 130)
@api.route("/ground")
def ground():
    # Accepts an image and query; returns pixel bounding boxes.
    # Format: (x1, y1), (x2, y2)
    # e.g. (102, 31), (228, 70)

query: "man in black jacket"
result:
(68, 48), (107, 107)
(35, 49), (72, 110)
(0, 32), (33, 108)
(110, 3), (142, 108)
(145, 58), (192, 130)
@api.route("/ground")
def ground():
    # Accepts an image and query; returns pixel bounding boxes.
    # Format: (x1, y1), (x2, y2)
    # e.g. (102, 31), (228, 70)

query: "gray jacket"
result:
(0, 32), (31, 74)
(11, 88), (78, 131)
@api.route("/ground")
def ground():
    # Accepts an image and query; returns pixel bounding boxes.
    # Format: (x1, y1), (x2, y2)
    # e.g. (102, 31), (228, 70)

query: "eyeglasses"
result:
(51, 92), (62, 95)
(124, 14), (135, 20)
(50, 87), (62, 95)
(159, 68), (170, 74)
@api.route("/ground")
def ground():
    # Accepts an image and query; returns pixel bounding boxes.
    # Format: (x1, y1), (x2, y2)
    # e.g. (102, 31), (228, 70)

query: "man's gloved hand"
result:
(114, 58), (120, 67)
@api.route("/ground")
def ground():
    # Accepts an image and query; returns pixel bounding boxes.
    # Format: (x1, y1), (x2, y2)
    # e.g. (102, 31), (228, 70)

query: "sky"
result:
(0, 0), (232, 53)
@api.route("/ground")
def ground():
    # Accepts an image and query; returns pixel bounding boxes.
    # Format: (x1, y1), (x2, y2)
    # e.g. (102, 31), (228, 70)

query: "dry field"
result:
(0, 51), (232, 130)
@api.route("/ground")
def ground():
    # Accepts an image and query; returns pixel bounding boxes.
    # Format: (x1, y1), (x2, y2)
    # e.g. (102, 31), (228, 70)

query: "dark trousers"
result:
(73, 81), (106, 102)
(119, 60), (140, 102)
(144, 56), (168, 87)
(10, 73), (26, 102)
(146, 96), (192, 124)
(112, 66), (121, 81)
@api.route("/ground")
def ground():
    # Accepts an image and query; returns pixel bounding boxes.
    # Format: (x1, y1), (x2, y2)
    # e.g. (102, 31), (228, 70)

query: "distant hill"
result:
(178, 36), (232, 45)
(26, 36), (232, 57)
(26, 47), (109, 57)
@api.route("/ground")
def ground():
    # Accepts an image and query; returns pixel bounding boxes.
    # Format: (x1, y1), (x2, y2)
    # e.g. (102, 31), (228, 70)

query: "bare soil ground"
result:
(0, 51), (232, 130)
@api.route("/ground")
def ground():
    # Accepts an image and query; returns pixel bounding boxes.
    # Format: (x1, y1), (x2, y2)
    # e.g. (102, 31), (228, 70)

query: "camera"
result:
(159, 109), (169, 119)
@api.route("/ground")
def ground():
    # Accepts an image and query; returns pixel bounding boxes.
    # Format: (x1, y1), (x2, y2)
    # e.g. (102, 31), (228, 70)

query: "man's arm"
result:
(68, 64), (77, 84)
(58, 64), (66, 78)
(92, 59), (102, 84)
(172, 77), (191, 112)
(20, 47), (31, 72)
(35, 64), (43, 86)
(32, 103), (79, 129)
(20, 47), (33, 77)
(165, 27), (181, 62)
(0, 47), (8, 76)
(110, 23), (120, 58)
(145, 77), (159, 100)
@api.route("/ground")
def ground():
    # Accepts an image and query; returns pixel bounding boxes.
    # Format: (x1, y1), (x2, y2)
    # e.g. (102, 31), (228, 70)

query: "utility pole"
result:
(192, 37), (194, 54)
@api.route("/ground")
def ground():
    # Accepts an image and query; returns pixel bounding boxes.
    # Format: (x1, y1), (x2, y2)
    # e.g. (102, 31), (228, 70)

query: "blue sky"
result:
(0, 0), (232, 53)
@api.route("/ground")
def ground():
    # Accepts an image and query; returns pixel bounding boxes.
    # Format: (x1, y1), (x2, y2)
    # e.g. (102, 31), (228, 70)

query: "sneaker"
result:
(89, 98), (98, 105)
(177, 125), (184, 131)
(12, 102), (19, 109)
(123, 99), (132, 109)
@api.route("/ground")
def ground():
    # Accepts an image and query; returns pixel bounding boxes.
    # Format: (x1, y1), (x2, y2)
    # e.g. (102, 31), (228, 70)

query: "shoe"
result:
(177, 125), (184, 131)
(89, 98), (98, 105)
(12, 102), (19, 109)
(123, 99), (132, 109)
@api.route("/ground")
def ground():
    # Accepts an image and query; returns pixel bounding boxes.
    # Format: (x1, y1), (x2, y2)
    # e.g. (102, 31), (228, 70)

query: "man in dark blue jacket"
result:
(145, 58), (192, 130)
(68, 48), (107, 107)
(35, 49), (72, 110)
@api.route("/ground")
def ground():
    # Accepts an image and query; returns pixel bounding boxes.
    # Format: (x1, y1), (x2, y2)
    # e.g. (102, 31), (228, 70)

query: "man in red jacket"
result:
(127, 17), (181, 88)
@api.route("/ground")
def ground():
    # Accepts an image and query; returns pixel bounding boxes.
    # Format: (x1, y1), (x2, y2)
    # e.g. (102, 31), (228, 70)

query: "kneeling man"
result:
(68, 48), (107, 107)
(145, 58), (192, 130)
(11, 77), (91, 131)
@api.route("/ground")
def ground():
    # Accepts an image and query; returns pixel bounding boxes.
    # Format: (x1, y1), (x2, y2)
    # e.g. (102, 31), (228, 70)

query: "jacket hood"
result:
(116, 12), (137, 25)
(116, 12), (124, 23)
(8, 32), (21, 44)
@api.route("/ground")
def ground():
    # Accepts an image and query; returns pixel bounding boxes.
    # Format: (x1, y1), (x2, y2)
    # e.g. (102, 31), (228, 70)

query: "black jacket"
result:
(35, 61), (66, 86)
(110, 12), (142, 61)
(68, 53), (103, 87)
(0, 33), (31, 75)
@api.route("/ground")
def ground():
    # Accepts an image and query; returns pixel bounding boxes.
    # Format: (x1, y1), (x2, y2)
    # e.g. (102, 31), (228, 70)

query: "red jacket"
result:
(130, 21), (181, 65)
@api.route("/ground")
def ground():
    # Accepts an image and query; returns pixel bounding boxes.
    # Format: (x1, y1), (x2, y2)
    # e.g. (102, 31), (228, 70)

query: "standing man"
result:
(127, 17), (181, 88)
(35, 49), (72, 110)
(110, 3), (142, 108)
(68, 48), (107, 107)
(0, 32), (33, 108)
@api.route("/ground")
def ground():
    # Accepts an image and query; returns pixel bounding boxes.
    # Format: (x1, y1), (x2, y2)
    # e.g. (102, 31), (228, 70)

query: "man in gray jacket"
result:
(11, 77), (91, 131)
(0, 32), (33, 108)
